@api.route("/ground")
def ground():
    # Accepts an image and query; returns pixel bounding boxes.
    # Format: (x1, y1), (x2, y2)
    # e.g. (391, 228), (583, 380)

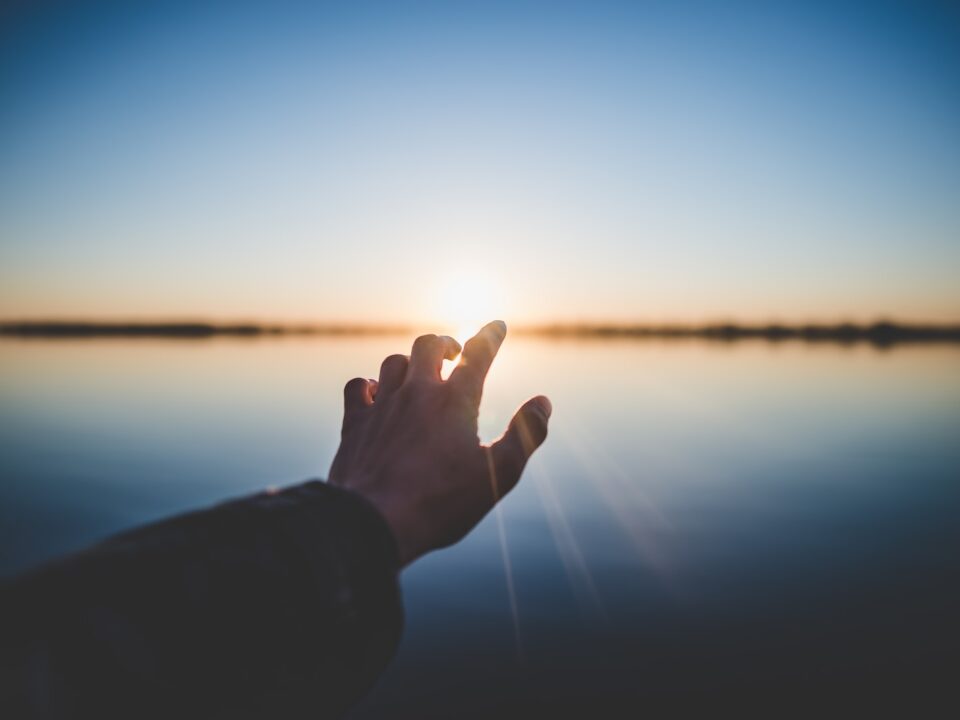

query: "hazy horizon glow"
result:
(2, 0), (959, 324)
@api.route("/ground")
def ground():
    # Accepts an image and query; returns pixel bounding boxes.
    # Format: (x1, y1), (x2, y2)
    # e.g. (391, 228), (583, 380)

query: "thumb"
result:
(489, 396), (552, 498)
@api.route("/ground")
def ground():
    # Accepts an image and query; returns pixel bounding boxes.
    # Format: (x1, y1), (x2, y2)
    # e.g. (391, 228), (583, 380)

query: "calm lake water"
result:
(1, 336), (958, 710)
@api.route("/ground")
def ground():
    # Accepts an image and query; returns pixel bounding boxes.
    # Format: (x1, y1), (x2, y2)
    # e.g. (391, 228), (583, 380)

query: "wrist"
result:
(339, 483), (420, 568)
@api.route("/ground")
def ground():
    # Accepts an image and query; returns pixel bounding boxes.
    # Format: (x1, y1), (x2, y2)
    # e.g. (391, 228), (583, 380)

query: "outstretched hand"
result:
(329, 320), (551, 567)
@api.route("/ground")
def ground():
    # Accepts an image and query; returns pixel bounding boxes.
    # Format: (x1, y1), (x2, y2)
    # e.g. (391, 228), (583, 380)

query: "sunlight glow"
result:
(431, 270), (509, 343)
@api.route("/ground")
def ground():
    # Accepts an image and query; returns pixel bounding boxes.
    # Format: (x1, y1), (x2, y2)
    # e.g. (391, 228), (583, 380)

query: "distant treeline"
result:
(519, 322), (960, 346)
(0, 322), (412, 338)
(2, 320), (960, 345)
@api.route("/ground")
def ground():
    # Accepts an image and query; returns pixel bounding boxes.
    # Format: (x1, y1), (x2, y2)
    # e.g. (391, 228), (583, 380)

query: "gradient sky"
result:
(1, 0), (959, 325)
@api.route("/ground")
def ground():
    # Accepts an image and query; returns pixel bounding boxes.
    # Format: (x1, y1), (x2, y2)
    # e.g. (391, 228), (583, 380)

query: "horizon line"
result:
(3, 319), (960, 346)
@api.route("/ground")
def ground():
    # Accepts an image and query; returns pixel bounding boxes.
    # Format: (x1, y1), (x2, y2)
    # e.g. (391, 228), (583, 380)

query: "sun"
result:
(432, 269), (508, 343)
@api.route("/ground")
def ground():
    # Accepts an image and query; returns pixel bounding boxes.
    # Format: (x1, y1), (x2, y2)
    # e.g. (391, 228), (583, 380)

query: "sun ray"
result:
(529, 460), (606, 623)
(493, 504), (524, 663)
(553, 419), (682, 598)
(487, 449), (524, 663)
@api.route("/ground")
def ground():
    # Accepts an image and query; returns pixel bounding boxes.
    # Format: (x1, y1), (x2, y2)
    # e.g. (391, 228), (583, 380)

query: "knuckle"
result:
(413, 333), (439, 349)
(380, 353), (407, 371)
(344, 377), (367, 394)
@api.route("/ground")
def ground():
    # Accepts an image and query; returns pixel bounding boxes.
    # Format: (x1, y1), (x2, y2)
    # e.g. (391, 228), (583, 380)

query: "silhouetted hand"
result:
(328, 320), (551, 567)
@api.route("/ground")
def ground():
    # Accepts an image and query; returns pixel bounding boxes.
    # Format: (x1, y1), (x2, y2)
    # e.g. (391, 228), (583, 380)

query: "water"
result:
(1, 336), (958, 709)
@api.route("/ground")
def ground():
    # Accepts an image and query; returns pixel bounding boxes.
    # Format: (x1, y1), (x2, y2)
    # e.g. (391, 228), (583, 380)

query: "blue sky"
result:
(1, 0), (958, 324)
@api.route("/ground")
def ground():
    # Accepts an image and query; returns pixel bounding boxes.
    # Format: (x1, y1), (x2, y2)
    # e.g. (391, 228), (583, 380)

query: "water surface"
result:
(1, 337), (958, 710)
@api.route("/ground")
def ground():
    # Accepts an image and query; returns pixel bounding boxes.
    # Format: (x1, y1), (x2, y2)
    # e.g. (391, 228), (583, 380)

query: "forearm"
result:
(1, 481), (403, 719)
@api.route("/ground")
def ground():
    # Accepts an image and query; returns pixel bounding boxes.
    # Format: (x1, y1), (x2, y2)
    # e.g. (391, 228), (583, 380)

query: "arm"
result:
(2, 321), (551, 718)
(3, 481), (402, 718)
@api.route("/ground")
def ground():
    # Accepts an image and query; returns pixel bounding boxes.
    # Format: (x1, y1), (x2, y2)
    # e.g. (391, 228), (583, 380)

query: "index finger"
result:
(448, 320), (507, 404)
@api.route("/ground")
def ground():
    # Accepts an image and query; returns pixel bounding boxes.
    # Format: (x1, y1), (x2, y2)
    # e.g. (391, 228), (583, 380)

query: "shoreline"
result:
(2, 320), (959, 345)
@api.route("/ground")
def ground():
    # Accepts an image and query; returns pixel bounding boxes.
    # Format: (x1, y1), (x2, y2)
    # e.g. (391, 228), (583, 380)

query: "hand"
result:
(328, 320), (551, 567)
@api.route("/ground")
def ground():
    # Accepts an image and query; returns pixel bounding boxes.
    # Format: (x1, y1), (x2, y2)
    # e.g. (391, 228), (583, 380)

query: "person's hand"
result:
(328, 320), (551, 567)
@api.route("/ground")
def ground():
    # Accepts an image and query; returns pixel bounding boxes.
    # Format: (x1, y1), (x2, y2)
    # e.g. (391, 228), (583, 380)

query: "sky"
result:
(1, 0), (959, 326)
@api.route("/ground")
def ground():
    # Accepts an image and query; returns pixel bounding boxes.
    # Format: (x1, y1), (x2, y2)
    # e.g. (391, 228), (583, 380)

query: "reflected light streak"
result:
(555, 419), (680, 596)
(487, 449), (524, 662)
(493, 504), (523, 664)
(528, 460), (606, 624)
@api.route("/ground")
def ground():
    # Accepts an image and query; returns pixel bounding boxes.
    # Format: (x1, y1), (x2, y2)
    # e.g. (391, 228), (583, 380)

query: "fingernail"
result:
(491, 320), (507, 336)
(534, 396), (552, 418)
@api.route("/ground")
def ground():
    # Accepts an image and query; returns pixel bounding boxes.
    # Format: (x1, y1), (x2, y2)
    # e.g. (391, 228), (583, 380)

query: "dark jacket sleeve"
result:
(1, 481), (403, 719)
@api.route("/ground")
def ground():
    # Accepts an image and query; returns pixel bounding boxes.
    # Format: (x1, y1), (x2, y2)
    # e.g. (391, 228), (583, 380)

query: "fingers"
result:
(449, 320), (507, 403)
(342, 378), (376, 432)
(344, 377), (374, 409)
(489, 395), (552, 498)
(378, 354), (409, 397)
(408, 334), (461, 380)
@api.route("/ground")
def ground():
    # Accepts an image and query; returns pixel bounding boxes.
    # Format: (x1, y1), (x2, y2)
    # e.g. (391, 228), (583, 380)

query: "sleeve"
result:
(0, 481), (403, 719)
